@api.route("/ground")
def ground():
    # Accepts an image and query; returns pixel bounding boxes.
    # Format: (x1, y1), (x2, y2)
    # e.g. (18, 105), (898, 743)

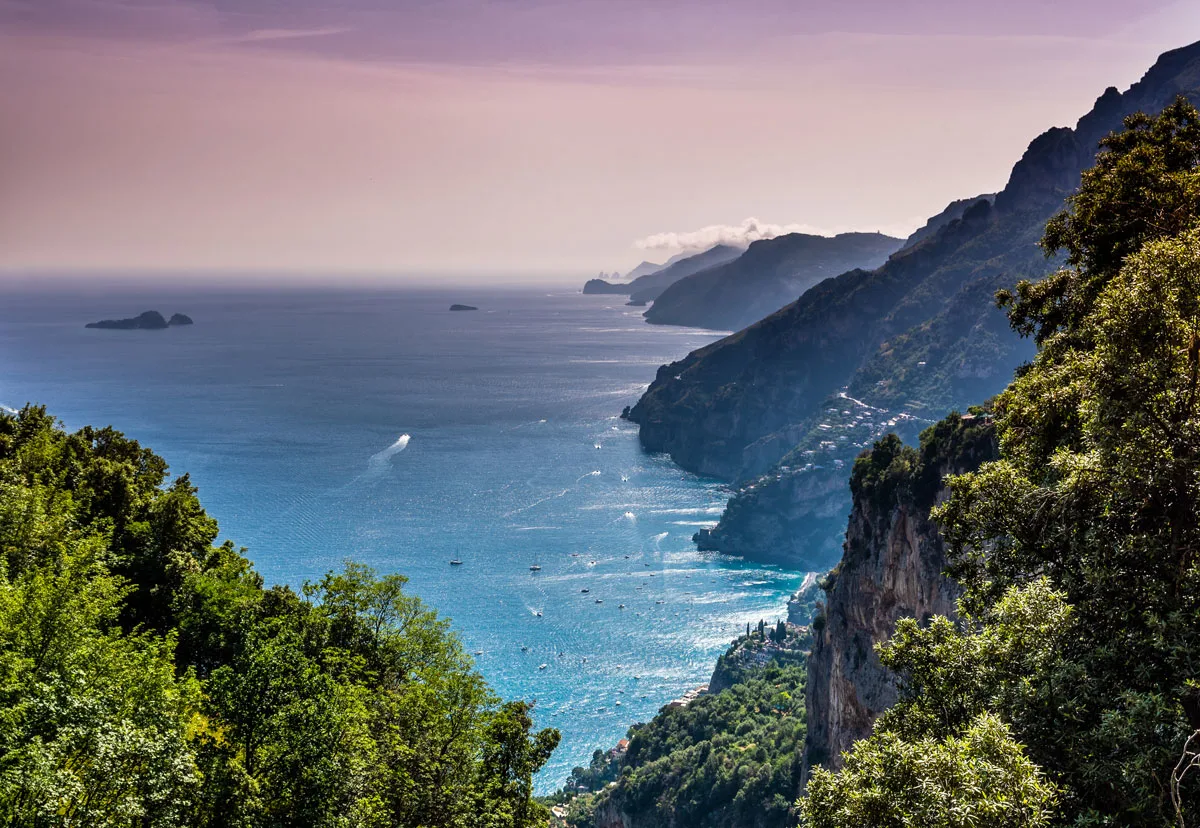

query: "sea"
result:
(0, 284), (806, 789)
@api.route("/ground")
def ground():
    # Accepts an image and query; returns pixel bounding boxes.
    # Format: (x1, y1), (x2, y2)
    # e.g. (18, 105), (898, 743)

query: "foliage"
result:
(562, 655), (806, 828)
(802, 99), (1200, 827)
(848, 433), (918, 511)
(554, 747), (623, 800)
(0, 405), (558, 827)
(1004, 97), (1200, 346)
(802, 713), (1058, 828)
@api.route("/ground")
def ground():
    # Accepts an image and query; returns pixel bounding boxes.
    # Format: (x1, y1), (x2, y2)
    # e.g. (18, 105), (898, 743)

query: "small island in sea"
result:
(85, 310), (194, 329)
(449, 304), (478, 311)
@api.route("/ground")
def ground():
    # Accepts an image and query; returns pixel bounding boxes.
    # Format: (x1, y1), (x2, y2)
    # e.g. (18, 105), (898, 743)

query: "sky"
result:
(2, 0), (1200, 283)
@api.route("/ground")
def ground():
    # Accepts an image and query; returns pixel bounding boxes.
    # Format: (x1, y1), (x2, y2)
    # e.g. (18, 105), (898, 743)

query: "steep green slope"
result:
(550, 626), (809, 828)
(643, 232), (902, 332)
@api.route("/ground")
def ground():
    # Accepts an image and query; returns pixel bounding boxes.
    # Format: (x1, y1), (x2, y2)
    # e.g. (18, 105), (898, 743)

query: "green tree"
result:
(0, 407), (560, 828)
(802, 713), (1057, 828)
(0, 479), (198, 827)
(801, 100), (1200, 827)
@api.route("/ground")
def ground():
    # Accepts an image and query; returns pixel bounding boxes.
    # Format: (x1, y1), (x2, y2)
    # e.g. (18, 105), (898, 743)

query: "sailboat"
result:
(449, 557), (463, 566)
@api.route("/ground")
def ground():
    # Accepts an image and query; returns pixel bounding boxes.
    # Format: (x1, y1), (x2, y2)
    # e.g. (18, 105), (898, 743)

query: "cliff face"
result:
(593, 799), (631, 828)
(627, 40), (1200, 563)
(800, 414), (997, 781)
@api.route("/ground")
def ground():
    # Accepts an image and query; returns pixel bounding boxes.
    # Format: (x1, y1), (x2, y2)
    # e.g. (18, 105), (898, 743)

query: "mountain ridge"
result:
(582, 245), (744, 298)
(626, 39), (1200, 569)
(642, 231), (903, 331)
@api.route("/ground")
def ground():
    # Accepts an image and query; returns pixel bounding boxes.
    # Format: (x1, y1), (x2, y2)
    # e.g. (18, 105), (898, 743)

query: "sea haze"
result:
(0, 285), (806, 789)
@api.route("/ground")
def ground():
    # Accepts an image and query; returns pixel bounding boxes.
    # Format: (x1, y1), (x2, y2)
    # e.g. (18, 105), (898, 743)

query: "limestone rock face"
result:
(801, 480), (955, 776)
(592, 799), (630, 828)
(801, 414), (997, 782)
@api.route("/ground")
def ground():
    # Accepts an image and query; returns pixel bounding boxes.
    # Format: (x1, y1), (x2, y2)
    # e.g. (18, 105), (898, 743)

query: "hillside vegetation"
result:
(0, 407), (558, 827)
(550, 626), (809, 828)
(800, 98), (1200, 828)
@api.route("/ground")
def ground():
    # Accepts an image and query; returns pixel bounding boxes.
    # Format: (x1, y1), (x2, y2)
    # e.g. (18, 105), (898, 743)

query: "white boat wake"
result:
(366, 434), (411, 474)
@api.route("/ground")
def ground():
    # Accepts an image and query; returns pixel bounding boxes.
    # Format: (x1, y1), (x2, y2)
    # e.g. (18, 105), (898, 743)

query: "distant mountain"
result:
(625, 260), (665, 281)
(626, 39), (1200, 569)
(643, 232), (903, 331)
(627, 244), (744, 302)
(582, 245), (743, 297)
(582, 278), (630, 295)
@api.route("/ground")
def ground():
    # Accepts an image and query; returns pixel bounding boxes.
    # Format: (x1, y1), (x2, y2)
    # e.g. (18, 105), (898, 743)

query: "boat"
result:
(529, 564), (541, 571)
(521, 645), (529, 652)
(595, 599), (603, 604)
(449, 559), (463, 566)
(535, 611), (543, 617)
(581, 588), (590, 594)
(618, 604), (626, 609)
(538, 663), (548, 670)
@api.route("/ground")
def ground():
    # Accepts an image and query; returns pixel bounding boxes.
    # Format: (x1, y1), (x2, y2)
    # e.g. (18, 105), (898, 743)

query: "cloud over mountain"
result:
(635, 218), (836, 251)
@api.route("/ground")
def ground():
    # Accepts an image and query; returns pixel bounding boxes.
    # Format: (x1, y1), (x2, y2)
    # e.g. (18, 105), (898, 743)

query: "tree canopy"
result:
(0, 405), (559, 827)
(802, 99), (1200, 827)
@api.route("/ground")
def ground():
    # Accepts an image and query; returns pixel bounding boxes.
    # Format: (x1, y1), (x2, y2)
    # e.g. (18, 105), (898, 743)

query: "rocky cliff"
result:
(800, 413), (996, 781)
(627, 40), (1200, 567)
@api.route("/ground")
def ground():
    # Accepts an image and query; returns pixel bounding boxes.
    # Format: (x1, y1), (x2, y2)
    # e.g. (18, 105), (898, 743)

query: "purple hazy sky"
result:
(2, 0), (1198, 281)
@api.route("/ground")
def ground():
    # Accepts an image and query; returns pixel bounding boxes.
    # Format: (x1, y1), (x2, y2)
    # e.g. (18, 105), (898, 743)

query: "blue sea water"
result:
(0, 285), (805, 789)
